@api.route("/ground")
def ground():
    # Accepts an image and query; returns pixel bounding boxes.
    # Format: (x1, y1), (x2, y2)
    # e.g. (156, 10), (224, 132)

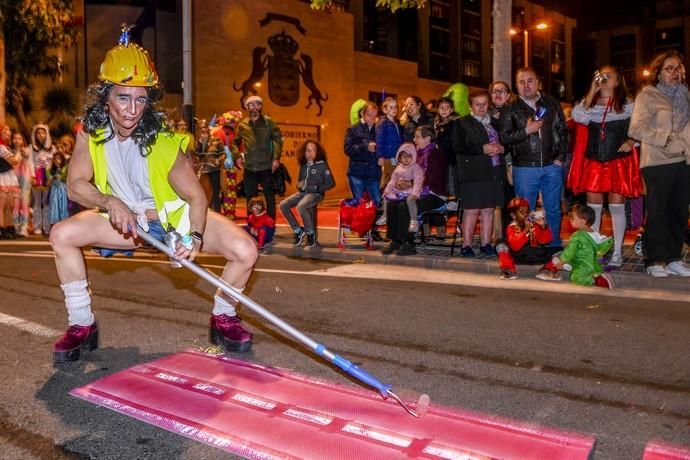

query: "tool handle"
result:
(331, 353), (392, 397)
(136, 226), (393, 398)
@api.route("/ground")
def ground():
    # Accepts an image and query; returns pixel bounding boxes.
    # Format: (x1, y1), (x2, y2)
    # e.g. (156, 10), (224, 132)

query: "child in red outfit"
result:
(496, 197), (557, 279)
(244, 197), (275, 252)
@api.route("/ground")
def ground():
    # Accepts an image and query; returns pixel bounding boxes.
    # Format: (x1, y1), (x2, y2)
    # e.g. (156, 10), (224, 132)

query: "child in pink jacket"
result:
(382, 142), (425, 233)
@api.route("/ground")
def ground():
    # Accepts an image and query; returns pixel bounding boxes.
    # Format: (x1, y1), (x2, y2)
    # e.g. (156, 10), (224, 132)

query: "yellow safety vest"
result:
(88, 129), (191, 234)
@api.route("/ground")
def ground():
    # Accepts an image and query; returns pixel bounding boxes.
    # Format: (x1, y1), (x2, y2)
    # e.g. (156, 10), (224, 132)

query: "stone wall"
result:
(193, 0), (457, 199)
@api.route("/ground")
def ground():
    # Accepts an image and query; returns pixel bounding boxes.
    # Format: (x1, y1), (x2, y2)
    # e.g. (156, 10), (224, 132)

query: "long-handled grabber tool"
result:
(136, 227), (430, 418)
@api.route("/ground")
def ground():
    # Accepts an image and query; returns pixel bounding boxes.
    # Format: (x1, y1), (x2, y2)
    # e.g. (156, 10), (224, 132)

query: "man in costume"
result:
(49, 27), (258, 362)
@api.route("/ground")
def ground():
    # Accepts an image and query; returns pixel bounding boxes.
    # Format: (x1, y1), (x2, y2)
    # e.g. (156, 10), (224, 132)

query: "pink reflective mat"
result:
(71, 351), (595, 459)
(643, 440), (690, 460)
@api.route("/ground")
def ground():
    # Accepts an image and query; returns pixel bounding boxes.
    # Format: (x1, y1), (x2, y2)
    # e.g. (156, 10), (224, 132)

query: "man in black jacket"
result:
(498, 68), (569, 247)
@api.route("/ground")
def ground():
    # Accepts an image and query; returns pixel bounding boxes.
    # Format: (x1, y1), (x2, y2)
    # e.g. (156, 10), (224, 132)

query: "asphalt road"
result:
(0, 240), (689, 459)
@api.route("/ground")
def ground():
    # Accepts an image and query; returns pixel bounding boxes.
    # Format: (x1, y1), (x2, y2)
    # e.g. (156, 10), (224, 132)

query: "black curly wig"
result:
(82, 81), (169, 156)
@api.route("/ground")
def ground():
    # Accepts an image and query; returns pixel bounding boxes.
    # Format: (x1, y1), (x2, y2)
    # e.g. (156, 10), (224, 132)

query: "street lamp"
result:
(510, 22), (548, 67)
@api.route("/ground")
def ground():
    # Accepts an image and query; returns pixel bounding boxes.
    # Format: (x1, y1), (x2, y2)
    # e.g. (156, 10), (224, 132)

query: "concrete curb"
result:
(264, 240), (690, 297)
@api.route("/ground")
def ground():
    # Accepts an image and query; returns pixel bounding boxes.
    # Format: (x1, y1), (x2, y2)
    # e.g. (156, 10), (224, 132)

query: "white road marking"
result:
(0, 312), (62, 337)
(1, 252), (688, 303)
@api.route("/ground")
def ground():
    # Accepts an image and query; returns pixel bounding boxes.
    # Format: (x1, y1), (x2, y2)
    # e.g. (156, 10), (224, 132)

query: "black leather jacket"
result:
(498, 94), (569, 167)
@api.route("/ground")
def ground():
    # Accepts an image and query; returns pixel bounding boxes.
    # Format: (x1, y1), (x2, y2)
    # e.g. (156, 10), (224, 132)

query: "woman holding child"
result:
(382, 125), (447, 256)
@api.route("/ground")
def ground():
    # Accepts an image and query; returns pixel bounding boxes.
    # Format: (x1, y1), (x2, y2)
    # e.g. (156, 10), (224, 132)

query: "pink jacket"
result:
(383, 143), (424, 199)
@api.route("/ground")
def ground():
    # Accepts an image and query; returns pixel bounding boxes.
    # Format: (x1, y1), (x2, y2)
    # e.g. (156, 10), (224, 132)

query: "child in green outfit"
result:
(551, 204), (615, 289)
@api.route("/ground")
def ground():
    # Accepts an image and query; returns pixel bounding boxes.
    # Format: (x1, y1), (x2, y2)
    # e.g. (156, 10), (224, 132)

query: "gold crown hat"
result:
(98, 24), (159, 87)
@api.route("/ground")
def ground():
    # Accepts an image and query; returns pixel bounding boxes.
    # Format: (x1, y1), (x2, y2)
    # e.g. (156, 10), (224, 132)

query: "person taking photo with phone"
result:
(499, 67), (569, 250)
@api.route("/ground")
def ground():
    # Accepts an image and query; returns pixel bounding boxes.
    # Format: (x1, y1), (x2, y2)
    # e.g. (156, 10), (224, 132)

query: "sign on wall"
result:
(277, 123), (321, 159)
(276, 122), (321, 195)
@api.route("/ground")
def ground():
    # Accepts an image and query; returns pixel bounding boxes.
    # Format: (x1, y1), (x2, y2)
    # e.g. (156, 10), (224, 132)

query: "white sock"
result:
(609, 204), (626, 256)
(61, 280), (95, 326)
(587, 203), (603, 232)
(213, 286), (245, 316)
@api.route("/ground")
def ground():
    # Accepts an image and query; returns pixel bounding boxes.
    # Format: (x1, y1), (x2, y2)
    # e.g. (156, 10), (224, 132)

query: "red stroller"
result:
(337, 198), (377, 250)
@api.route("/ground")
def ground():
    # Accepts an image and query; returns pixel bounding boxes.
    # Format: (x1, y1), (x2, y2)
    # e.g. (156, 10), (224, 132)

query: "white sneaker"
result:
(446, 201), (458, 211)
(646, 265), (669, 278)
(408, 219), (419, 233)
(665, 261), (690, 277)
(608, 253), (623, 268)
(536, 269), (562, 281)
(33, 229), (42, 235)
(375, 215), (387, 226)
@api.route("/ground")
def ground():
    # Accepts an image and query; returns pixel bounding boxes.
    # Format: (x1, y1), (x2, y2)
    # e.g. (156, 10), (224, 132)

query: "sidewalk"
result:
(238, 205), (690, 297)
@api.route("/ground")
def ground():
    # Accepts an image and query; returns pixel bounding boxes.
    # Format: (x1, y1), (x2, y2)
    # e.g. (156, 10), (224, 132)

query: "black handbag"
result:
(271, 163), (292, 196)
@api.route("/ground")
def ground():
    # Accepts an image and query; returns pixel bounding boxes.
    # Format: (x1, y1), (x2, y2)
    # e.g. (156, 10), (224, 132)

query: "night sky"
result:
(535, 0), (657, 30)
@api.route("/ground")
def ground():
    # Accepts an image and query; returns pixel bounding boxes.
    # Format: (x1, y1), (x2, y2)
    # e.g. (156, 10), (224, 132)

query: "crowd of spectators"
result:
(0, 123), (77, 239)
(3, 50), (688, 281)
(341, 51), (690, 279)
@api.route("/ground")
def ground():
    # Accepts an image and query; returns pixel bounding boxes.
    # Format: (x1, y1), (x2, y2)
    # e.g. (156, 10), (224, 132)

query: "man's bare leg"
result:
(49, 210), (136, 362)
(202, 210), (258, 352)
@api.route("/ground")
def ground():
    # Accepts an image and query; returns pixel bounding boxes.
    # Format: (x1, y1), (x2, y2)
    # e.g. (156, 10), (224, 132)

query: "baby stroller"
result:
(337, 197), (377, 250)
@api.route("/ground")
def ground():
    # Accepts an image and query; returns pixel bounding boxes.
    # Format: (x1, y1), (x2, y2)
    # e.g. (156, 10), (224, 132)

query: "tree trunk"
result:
(0, 36), (6, 125)
(492, 0), (512, 84)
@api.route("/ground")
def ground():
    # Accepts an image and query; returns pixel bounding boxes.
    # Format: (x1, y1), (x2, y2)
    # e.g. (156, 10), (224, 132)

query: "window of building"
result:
(551, 42), (564, 75)
(462, 60), (481, 79)
(460, 0), (482, 85)
(461, 11), (481, 37)
(531, 34), (546, 77)
(611, 33), (637, 90)
(462, 37), (480, 61)
(428, 0), (450, 81)
(430, 53), (450, 81)
(550, 24), (566, 98)
(431, 27), (450, 51)
(462, 0), (481, 14)
(550, 79), (565, 99)
(362, 1), (390, 56)
(430, 1), (449, 20)
(552, 23), (565, 43)
(655, 26), (684, 54)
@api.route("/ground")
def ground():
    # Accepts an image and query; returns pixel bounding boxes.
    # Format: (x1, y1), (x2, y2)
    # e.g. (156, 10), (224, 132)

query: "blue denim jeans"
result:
(347, 175), (382, 207)
(513, 163), (563, 247)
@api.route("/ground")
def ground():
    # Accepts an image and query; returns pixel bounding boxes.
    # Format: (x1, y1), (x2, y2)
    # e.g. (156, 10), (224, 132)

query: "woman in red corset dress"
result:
(568, 65), (642, 267)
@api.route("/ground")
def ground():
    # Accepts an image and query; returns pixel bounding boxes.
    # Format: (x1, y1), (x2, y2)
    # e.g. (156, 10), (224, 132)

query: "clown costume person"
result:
(211, 111), (243, 220)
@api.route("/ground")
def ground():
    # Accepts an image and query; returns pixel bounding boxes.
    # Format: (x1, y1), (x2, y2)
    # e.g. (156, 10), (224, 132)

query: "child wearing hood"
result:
(382, 142), (425, 233)
(30, 124), (56, 235)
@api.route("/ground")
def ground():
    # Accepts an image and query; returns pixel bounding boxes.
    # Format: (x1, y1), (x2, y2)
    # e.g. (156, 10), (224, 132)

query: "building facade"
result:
(350, 0), (576, 100)
(574, 1), (690, 97)
(38, 0), (577, 198)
